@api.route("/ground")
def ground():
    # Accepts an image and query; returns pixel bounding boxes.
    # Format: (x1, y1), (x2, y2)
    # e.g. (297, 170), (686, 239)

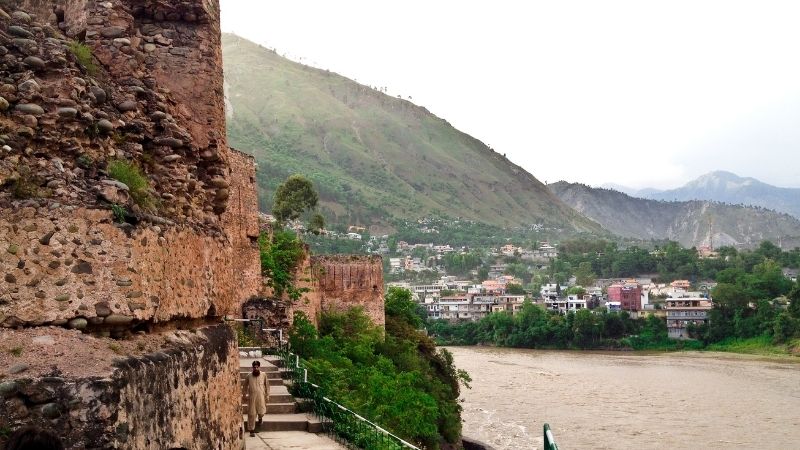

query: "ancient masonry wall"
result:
(243, 254), (385, 332)
(0, 2), (259, 448)
(296, 255), (385, 327)
(0, 325), (241, 449)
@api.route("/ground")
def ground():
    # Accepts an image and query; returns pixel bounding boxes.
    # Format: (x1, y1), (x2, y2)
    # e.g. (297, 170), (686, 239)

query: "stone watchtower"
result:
(0, 1), (260, 448)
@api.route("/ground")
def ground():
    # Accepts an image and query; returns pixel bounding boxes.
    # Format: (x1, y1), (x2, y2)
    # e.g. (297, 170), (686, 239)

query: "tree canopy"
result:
(273, 174), (319, 224)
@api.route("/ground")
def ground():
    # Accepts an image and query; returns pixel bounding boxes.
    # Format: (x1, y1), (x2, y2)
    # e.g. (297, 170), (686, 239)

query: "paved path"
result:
(245, 431), (347, 449)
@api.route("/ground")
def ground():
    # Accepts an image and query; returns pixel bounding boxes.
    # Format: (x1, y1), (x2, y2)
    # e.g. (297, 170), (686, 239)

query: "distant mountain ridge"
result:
(550, 181), (800, 248)
(222, 34), (603, 234)
(636, 171), (800, 219)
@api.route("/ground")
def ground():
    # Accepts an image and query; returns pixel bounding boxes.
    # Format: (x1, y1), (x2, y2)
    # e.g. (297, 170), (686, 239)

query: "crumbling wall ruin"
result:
(244, 254), (385, 334)
(0, 325), (241, 449)
(0, 1), (259, 448)
(292, 254), (385, 327)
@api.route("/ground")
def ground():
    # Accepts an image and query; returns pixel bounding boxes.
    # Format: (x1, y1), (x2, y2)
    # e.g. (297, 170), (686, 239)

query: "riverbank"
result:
(442, 338), (800, 360)
(705, 335), (800, 357)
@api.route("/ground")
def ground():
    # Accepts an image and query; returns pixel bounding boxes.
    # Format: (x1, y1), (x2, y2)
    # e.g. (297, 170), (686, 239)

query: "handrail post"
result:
(544, 423), (558, 450)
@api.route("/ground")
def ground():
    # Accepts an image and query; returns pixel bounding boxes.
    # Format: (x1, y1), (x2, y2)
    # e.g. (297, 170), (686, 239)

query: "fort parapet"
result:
(0, 1), (259, 448)
(243, 254), (385, 336)
(307, 254), (385, 327)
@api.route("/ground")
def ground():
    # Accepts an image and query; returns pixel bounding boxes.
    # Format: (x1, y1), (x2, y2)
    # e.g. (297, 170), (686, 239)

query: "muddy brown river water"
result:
(447, 347), (800, 449)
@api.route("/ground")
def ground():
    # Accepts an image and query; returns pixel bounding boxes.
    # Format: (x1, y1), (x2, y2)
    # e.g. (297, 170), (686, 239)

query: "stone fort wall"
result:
(250, 254), (385, 330)
(0, 1), (259, 448)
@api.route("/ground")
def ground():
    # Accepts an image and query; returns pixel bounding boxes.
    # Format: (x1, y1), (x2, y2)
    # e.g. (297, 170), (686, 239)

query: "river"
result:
(447, 346), (800, 449)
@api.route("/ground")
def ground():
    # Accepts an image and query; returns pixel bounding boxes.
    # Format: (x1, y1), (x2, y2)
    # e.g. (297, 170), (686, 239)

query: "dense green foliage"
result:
(554, 239), (800, 283)
(693, 263), (799, 345)
(289, 288), (469, 449)
(259, 230), (307, 300)
(554, 239), (800, 347)
(428, 302), (698, 350)
(223, 34), (603, 232)
(442, 251), (483, 276)
(304, 233), (369, 254)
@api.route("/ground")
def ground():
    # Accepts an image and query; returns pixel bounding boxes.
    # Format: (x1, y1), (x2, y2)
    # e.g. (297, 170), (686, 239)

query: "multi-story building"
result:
(607, 282), (643, 311)
(544, 297), (568, 314)
(439, 296), (494, 321)
(431, 294), (524, 321)
(670, 279), (692, 291)
(567, 295), (588, 312)
(665, 293), (713, 339)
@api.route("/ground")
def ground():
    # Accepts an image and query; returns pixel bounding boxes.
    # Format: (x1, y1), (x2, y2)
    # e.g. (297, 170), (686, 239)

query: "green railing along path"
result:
(277, 348), (420, 450)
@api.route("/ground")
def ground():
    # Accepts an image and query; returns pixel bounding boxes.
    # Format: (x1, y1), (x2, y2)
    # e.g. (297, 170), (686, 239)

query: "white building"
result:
(540, 283), (560, 299)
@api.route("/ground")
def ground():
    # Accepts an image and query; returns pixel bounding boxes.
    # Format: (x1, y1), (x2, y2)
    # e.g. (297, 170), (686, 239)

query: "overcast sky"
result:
(220, 0), (800, 190)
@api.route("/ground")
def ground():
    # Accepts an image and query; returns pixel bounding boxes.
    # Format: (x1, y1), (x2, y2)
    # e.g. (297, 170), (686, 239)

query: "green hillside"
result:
(222, 34), (603, 234)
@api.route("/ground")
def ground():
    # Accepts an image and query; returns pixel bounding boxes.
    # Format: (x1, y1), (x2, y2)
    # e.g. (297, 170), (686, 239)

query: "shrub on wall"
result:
(259, 230), (308, 300)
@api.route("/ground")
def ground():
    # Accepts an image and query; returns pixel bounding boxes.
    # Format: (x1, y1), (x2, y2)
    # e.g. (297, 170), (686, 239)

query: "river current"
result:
(447, 346), (800, 449)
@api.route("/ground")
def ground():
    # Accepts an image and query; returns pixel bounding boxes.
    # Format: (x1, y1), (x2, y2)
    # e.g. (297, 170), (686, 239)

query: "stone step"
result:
(244, 414), (323, 433)
(242, 386), (293, 403)
(242, 392), (293, 404)
(240, 371), (282, 380)
(242, 402), (297, 414)
(263, 355), (285, 367)
(239, 357), (280, 371)
(239, 379), (284, 389)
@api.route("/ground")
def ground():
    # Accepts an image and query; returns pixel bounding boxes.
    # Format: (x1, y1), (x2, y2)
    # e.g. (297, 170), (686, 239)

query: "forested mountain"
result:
(549, 181), (800, 248)
(222, 34), (603, 234)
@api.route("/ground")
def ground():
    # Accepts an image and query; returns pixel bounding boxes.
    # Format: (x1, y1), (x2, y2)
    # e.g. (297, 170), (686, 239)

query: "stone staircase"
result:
(239, 356), (323, 433)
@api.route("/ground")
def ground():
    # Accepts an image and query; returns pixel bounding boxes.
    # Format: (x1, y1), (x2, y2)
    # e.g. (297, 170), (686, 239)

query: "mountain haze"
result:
(550, 181), (800, 248)
(222, 34), (602, 233)
(642, 171), (800, 219)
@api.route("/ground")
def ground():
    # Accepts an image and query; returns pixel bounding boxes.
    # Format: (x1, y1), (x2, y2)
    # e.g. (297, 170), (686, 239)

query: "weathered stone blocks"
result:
(0, 325), (242, 449)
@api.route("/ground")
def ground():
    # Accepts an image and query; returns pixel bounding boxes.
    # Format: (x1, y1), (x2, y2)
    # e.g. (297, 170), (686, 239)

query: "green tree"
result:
(565, 286), (586, 297)
(575, 261), (596, 287)
(259, 230), (307, 300)
(385, 286), (426, 328)
(788, 280), (800, 319)
(273, 174), (319, 224)
(308, 213), (325, 234)
(505, 283), (526, 295)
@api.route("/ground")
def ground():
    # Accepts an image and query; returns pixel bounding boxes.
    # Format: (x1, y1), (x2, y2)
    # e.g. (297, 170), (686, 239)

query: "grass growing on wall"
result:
(68, 41), (98, 75)
(107, 159), (154, 210)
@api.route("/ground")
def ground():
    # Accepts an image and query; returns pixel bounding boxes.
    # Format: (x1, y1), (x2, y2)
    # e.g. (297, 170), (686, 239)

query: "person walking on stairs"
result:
(246, 360), (270, 437)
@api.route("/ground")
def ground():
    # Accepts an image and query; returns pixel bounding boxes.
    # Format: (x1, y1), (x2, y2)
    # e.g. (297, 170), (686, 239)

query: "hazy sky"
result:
(220, 0), (800, 190)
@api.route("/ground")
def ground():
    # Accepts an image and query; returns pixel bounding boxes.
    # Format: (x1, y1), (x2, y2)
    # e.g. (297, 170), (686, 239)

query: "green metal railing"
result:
(277, 347), (419, 450)
(544, 423), (558, 450)
(232, 317), (417, 450)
